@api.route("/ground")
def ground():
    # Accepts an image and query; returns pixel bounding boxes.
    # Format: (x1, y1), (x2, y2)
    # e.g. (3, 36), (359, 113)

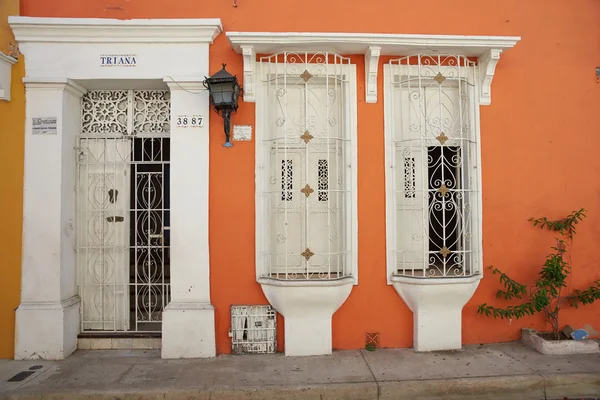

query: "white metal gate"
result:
(388, 55), (480, 277)
(259, 52), (352, 280)
(76, 90), (171, 332)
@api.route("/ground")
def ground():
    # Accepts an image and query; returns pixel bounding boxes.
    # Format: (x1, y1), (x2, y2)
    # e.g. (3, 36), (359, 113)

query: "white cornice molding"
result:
(0, 52), (17, 65)
(163, 76), (207, 91)
(9, 17), (223, 44)
(23, 77), (87, 98)
(0, 51), (17, 101)
(226, 32), (520, 104)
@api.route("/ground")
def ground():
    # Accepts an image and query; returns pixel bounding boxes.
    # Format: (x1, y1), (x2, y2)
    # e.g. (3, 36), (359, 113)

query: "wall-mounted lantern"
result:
(203, 64), (242, 147)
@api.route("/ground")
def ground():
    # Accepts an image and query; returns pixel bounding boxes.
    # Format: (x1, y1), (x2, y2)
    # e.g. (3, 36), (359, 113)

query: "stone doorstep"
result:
(77, 338), (161, 350)
(521, 328), (600, 355)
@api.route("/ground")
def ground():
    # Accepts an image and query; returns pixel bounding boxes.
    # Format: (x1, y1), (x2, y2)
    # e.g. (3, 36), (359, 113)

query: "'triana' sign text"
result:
(100, 55), (137, 67)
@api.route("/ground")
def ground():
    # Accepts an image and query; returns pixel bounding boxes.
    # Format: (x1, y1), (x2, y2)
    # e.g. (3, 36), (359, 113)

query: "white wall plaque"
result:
(32, 117), (57, 135)
(233, 125), (252, 141)
(176, 115), (204, 128)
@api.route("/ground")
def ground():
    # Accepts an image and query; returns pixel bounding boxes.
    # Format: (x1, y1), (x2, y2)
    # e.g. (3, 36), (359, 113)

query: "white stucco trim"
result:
(161, 78), (216, 359)
(10, 16), (222, 360)
(16, 77), (85, 360)
(227, 32), (520, 103)
(9, 17), (222, 43)
(0, 51), (17, 101)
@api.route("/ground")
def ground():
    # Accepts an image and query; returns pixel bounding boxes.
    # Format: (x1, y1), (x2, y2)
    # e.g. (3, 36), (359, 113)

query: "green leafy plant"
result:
(478, 208), (600, 340)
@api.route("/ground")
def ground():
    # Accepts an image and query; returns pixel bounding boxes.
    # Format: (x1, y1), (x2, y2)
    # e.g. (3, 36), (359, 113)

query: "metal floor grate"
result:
(230, 305), (277, 354)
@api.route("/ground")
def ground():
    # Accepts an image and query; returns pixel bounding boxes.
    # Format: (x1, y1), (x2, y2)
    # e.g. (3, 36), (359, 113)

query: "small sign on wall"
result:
(32, 117), (57, 135)
(233, 125), (252, 141)
(100, 54), (137, 67)
(176, 115), (204, 128)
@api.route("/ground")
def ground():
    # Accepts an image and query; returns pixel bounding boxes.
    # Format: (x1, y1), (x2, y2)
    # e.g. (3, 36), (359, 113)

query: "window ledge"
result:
(227, 32), (520, 104)
(0, 52), (17, 101)
(391, 274), (482, 285)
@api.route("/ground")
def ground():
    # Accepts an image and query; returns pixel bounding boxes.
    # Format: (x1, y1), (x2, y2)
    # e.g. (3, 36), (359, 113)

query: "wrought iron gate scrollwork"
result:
(389, 55), (480, 278)
(76, 89), (171, 332)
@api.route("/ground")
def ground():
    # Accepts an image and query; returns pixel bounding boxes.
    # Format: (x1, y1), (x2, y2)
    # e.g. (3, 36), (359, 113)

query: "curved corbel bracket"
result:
(241, 45), (256, 102)
(478, 49), (502, 106)
(365, 46), (381, 103)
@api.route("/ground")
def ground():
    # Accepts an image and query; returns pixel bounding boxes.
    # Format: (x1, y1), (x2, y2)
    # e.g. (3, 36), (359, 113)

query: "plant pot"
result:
(521, 328), (600, 355)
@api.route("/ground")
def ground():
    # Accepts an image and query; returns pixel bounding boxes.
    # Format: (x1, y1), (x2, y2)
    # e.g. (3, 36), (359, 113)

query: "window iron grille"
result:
(387, 55), (481, 278)
(258, 51), (353, 280)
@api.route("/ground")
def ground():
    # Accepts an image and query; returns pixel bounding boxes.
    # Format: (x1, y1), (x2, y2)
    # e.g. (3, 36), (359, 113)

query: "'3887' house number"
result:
(176, 115), (204, 128)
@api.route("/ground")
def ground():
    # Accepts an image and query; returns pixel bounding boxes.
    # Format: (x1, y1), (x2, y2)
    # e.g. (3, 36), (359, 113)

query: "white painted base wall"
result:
(259, 277), (354, 356)
(15, 296), (80, 360)
(391, 275), (481, 352)
(161, 303), (216, 359)
(78, 338), (161, 350)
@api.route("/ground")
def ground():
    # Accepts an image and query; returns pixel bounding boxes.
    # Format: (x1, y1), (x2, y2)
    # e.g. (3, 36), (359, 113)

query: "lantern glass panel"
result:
(210, 82), (227, 106)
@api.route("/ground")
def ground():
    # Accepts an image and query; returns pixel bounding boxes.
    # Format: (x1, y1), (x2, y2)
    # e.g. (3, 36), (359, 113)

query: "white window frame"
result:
(254, 60), (359, 284)
(383, 61), (484, 284)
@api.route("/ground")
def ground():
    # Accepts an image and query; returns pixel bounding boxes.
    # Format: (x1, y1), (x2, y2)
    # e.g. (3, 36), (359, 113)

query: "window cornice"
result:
(227, 32), (520, 105)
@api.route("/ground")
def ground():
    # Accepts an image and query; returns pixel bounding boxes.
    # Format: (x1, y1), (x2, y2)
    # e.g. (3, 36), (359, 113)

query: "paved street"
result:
(0, 342), (599, 399)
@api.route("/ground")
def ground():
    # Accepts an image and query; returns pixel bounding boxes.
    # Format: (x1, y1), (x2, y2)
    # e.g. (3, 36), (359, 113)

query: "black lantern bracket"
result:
(203, 64), (243, 148)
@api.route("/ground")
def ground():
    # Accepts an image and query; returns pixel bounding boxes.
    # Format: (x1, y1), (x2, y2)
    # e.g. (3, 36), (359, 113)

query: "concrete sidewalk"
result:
(0, 342), (599, 400)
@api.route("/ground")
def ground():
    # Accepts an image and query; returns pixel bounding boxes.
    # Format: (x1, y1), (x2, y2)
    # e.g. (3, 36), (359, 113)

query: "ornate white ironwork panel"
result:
(259, 52), (352, 280)
(82, 90), (129, 135)
(133, 90), (171, 134)
(388, 55), (480, 278)
(77, 90), (171, 332)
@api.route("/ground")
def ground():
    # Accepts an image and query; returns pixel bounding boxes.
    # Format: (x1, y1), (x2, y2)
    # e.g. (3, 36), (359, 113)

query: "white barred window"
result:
(256, 52), (357, 281)
(385, 55), (482, 278)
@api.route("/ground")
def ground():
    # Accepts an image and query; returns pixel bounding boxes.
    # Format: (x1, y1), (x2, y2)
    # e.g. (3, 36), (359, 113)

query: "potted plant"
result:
(478, 208), (600, 354)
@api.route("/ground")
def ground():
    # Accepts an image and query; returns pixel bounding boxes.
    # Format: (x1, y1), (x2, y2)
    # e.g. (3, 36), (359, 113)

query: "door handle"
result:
(106, 216), (124, 222)
(108, 189), (118, 204)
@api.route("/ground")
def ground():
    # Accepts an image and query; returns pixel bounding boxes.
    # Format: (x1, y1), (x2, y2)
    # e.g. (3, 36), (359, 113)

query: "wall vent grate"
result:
(230, 305), (277, 354)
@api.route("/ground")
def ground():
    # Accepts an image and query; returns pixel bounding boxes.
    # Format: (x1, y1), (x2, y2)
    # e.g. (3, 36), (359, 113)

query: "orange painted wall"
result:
(0, 0), (23, 359)
(18, 0), (600, 354)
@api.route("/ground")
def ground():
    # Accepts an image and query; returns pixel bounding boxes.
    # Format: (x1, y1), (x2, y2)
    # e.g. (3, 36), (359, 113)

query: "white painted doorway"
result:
(76, 89), (172, 332)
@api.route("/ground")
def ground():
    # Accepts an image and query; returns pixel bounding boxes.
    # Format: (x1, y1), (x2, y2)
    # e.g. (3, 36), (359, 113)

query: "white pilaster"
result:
(15, 78), (86, 360)
(161, 79), (215, 358)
